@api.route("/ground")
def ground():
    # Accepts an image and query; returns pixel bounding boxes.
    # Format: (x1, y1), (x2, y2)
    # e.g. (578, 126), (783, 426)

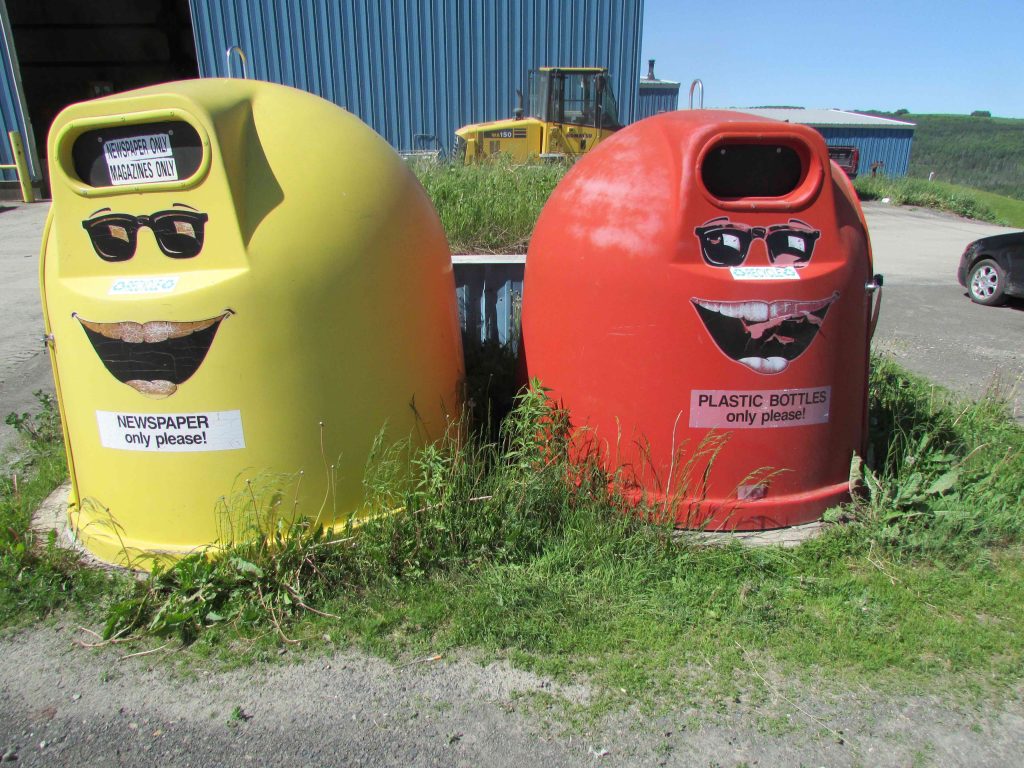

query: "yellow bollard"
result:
(1, 131), (35, 203)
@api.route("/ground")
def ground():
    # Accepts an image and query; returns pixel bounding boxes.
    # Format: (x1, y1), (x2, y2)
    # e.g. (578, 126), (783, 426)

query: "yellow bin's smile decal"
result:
(73, 310), (233, 398)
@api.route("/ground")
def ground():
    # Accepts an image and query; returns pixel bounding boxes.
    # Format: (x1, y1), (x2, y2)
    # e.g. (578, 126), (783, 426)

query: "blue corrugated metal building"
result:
(737, 108), (916, 178)
(0, 0), (644, 188)
(636, 58), (678, 119)
(188, 0), (645, 154)
(0, 5), (39, 184)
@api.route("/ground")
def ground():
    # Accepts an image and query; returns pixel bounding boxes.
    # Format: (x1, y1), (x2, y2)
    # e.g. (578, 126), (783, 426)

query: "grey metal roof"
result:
(639, 78), (680, 88)
(735, 108), (915, 130)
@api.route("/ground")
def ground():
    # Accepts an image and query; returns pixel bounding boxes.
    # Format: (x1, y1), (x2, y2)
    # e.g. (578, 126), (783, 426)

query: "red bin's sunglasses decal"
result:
(81, 203), (208, 261)
(694, 217), (820, 268)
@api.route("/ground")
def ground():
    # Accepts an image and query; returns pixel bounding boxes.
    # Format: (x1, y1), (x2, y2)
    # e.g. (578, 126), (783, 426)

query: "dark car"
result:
(957, 231), (1024, 306)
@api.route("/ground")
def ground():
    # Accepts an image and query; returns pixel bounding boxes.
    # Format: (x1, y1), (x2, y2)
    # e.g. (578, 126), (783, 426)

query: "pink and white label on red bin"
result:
(689, 386), (831, 429)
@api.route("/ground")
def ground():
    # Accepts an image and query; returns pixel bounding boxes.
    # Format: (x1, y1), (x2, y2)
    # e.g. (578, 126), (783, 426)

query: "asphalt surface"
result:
(0, 202), (52, 459)
(865, 201), (1024, 421)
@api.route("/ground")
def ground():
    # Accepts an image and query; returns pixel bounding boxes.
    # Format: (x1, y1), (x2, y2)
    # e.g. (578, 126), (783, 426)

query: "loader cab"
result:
(528, 68), (621, 131)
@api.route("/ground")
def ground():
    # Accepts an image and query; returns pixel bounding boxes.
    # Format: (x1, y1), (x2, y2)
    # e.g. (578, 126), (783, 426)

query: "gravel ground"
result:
(1, 622), (1022, 767)
(865, 201), (1024, 422)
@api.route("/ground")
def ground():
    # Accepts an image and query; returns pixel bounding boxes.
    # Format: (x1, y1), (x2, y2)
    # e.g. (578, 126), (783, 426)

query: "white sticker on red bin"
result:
(689, 387), (831, 429)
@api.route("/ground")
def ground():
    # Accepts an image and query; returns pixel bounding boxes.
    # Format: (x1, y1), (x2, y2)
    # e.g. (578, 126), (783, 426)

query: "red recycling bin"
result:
(522, 110), (879, 530)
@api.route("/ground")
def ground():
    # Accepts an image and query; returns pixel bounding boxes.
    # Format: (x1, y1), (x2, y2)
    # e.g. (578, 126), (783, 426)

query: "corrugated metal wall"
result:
(817, 127), (914, 178)
(637, 86), (678, 120)
(454, 257), (524, 345)
(188, 0), (644, 153)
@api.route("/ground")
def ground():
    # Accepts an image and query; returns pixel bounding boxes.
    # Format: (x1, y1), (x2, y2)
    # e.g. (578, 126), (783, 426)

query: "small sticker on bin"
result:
(103, 133), (179, 186)
(108, 276), (179, 296)
(96, 410), (245, 452)
(690, 386), (830, 429)
(729, 266), (800, 281)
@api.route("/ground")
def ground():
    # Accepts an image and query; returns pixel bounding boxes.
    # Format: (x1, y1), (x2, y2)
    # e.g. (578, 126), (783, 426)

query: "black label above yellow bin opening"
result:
(71, 120), (203, 188)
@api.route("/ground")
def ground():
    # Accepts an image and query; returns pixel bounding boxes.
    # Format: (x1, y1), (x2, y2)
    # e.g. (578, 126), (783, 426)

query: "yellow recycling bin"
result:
(41, 79), (463, 567)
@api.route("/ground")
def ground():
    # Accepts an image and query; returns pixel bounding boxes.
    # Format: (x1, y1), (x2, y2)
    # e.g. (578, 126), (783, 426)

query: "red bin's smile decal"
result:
(691, 293), (837, 374)
(73, 311), (233, 398)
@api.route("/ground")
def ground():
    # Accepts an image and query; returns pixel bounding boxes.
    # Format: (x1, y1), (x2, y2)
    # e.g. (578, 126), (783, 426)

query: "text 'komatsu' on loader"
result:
(455, 67), (622, 163)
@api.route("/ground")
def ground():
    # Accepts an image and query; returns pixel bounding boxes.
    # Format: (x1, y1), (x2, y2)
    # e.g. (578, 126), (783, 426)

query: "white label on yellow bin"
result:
(96, 410), (245, 452)
(103, 133), (178, 186)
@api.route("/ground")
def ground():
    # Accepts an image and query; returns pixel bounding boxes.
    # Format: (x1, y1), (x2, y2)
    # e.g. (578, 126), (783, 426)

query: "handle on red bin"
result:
(866, 273), (884, 340)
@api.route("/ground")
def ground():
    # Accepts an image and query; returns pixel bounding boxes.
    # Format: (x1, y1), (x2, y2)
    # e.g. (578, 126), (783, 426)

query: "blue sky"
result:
(642, 0), (1024, 117)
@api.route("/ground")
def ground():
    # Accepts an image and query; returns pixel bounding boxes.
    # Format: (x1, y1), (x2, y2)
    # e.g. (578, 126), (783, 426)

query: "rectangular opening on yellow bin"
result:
(70, 120), (204, 189)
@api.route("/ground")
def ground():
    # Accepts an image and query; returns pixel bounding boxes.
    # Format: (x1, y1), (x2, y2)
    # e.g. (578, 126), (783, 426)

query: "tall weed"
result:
(8, 355), (1024, 691)
(100, 355), (1024, 646)
(412, 157), (567, 253)
(101, 384), (627, 642)
(853, 355), (1024, 557)
(1, 392), (109, 624)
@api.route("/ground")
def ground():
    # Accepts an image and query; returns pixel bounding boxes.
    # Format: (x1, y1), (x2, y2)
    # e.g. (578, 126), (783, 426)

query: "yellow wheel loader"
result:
(455, 67), (622, 163)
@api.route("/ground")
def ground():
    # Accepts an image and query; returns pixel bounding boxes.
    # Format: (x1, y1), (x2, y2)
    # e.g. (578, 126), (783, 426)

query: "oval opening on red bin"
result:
(698, 135), (824, 211)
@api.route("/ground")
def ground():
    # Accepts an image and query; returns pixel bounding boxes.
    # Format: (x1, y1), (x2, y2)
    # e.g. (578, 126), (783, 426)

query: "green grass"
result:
(854, 175), (1024, 227)
(3, 357), (1024, 704)
(1, 393), (112, 627)
(334, 530), (1024, 702)
(866, 111), (1024, 200)
(411, 157), (567, 253)
(903, 113), (1024, 199)
(943, 184), (1024, 228)
(857, 111), (1024, 225)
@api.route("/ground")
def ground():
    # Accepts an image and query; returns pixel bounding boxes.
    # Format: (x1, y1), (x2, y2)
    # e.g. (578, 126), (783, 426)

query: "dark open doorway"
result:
(6, 0), (198, 195)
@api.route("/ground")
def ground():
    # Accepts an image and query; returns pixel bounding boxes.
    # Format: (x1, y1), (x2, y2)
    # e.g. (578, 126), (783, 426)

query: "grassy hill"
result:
(868, 112), (1024, 199)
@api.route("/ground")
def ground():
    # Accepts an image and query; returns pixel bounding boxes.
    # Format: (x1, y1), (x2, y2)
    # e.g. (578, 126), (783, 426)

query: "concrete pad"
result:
(30, 480), (128, 573)
(678, 520), (825, 548)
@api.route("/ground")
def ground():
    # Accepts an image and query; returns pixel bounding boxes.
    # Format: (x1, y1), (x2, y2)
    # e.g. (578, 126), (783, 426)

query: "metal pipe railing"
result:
(688, 79), (704, 110)
(226, 45), (249, 79)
